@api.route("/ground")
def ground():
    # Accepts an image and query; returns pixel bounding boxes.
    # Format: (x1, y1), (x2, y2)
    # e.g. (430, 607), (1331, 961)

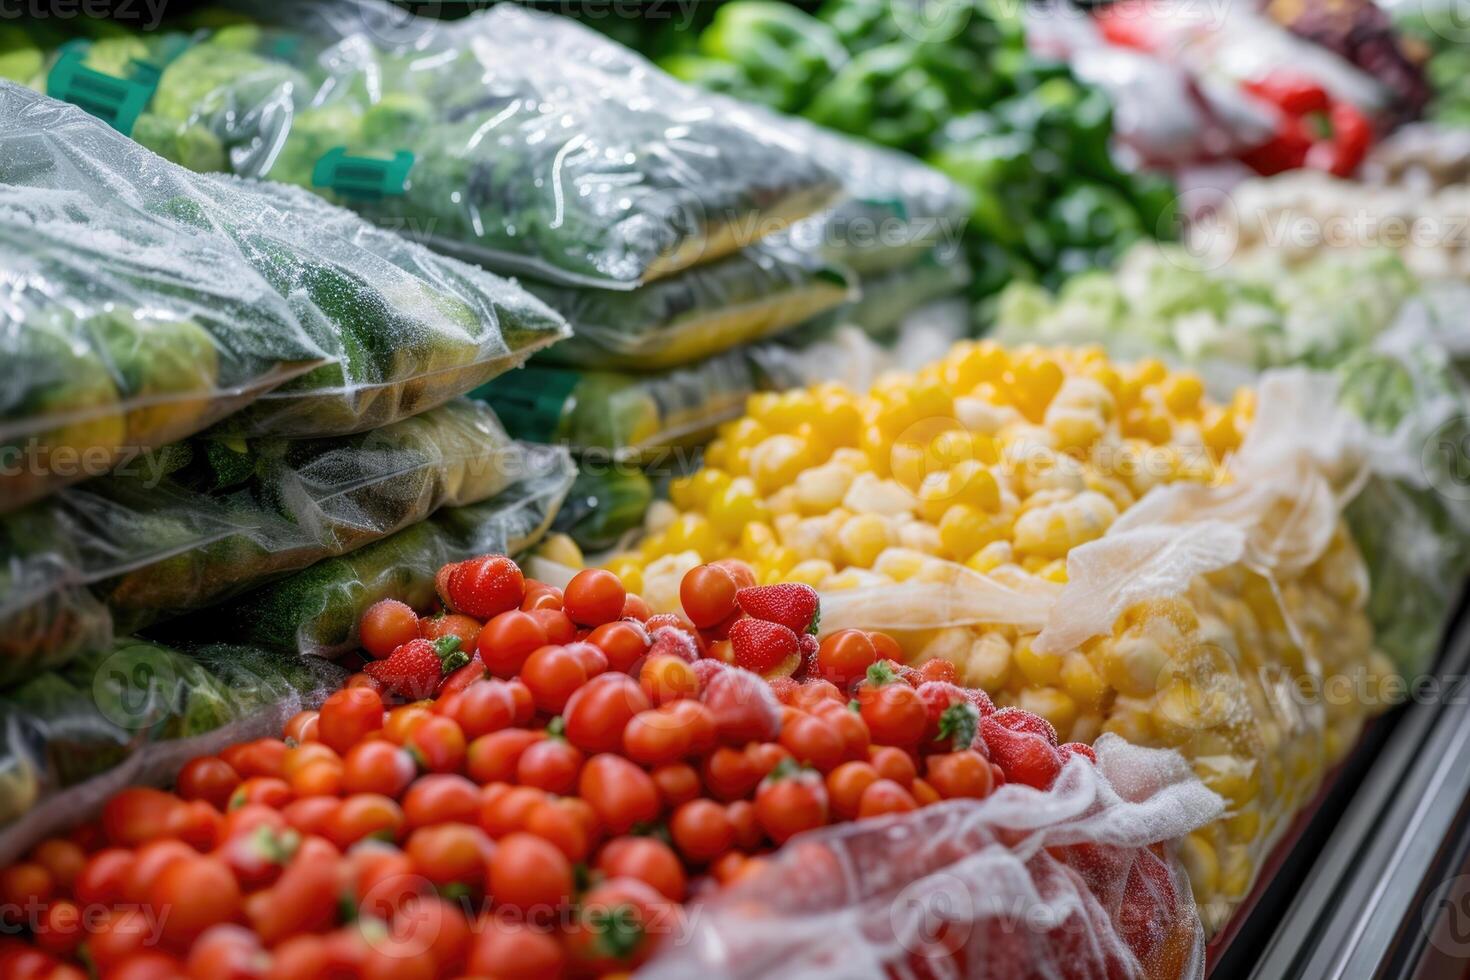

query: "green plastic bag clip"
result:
(312, 148), (415, 200)
(46, 42), (159, 137)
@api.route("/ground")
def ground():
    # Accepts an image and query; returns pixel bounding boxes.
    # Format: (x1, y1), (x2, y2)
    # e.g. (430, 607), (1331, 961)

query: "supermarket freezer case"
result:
(1214, 595), (1470, 979)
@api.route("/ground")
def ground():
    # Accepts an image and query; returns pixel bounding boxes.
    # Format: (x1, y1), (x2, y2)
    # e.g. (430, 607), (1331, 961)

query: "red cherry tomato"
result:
(359, 599), (421, 660)
(564, 673), (651, 755)
(318, 687), (384, 755)
(586, 621), (650, 673)
(520, 645), (588, 714)
(679, 564), (739, 629)
(578, 755), (661, 835)
(562, 569), (626, 627)
(476, 610), (548, 679)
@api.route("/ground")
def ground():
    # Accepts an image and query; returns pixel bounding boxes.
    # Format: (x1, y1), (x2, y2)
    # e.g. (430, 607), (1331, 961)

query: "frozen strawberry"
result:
(690, 658), (728, 693)
(990, 707), (1058, 746)
(445, 555), (524, 620)
(767, 676), (800, 705)
(917, 660), (957, 685)
(735, 583), (820, 635)
(647, 626), (700, 664)
(728, 618), (800, 677)
(916, 682), (978, 752)
(702, 668), (782, 744)
(796, 633), (820, 679)
(965, 687), (996, 717)
(363, 636), (470, 700)
(980, 716), (1061, 790)
(1058, 742), (1098, 765)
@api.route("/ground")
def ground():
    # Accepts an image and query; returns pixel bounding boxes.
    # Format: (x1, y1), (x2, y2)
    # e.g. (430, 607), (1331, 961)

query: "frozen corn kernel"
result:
(750, 434), (812, 494)
(794, 462), (857, 515)
(707, 477), (767, 540)
(536, 533), (584, 569)
(966, 632), (1013, 690)
(787, 559), (837, 588)
(842, 473), (917, 517)
(838, 513), (896, 569)
(1013, 490), (1118, 559)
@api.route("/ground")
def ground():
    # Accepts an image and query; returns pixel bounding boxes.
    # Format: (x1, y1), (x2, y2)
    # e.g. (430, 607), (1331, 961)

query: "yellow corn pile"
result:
(604, 342), (1392, 932)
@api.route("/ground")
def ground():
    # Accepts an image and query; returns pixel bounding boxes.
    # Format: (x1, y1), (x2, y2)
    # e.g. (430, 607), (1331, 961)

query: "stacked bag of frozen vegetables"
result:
(0, 78), (579, 838)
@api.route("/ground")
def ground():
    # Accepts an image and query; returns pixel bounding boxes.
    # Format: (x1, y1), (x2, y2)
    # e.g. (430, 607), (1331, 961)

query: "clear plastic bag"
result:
(0, 399), (518, 686)
(527, 240), (855, 371)
(995, 246), (1470, 677)
(0, 640), (344, 859)
(471, 353), (758, 462)
(0, 83), (568, 494)
(0, 85), (320, 512)
(164, 443), (575, 658)
(644, 736), (1221, 980)
(746, 109), (973, 279)
(58, 1), (839, 288)
(800, 370), (1392, 934)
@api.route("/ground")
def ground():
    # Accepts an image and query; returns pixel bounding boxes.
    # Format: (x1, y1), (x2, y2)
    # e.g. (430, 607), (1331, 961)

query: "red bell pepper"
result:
(1239, 70), (1374, 177)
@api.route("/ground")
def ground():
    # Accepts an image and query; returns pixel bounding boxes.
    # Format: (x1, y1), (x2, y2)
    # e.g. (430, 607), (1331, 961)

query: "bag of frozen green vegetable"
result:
(0, 84), (324, 512)
(0, 400), (519, 685)
(0, 640), (342, 857)
(471, 352), (758, 463)
(1, 84), (566, 502)
(94, 0), (839, 288)
(528, 240), (855, 370)
(173, 444), (575, 659)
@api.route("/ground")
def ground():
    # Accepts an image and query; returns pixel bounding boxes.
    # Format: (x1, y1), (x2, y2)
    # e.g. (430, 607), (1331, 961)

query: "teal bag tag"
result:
(312, 148), (415, 200)
(46, 42), (160, 136)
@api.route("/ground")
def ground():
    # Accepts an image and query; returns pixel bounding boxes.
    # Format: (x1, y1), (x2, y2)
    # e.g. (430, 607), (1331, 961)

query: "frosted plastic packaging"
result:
(169, 443), (575, 659)
(528, 240), (855, 371)
(0, 640), (344, 860)
(0, 82), (567, 514)
(0, 400), (517, 685)
(644, 736), (1221, 980)
(471, 352), (759, 462)
(81, 1), (840, 288)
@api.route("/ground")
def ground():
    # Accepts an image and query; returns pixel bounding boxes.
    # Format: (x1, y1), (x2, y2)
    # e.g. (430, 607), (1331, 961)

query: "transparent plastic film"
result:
(470, 351), (759, 463)
(644, 737), (1222, 980)
(163, 444), (575, 659)
(527, 239), (856, 371)
(0, 83), (321, 512)
(0, 400), (519, 686)
(49, 0), (841, 288)
(0, 640), (344, 860)
(0, 83), (567, 503)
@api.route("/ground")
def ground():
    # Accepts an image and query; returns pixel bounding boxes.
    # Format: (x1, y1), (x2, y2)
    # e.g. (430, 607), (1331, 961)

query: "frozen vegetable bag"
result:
(167, 443), (576, 659)
(0, 83), (323, 512)
(526, 240), (856, 371)
(0, 640), (343, 861)
(612, 349), (1393, 934)
(0, 399), (518, 685)
(80, 1), (840, 288)
(646, 737), (1222, 980)
(471, 349), (759, 462)
(1, 81), (569, 450)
